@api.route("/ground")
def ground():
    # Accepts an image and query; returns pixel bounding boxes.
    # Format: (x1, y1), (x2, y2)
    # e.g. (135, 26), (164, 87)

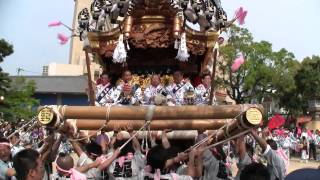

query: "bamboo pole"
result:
(208, 108), (262, 145)
(209, 46), (218, 105)
(84, 49), (95, 106)
(55, 104), (263, 120)
(75, 119), (227, 130)
(85, 130), (217, 140)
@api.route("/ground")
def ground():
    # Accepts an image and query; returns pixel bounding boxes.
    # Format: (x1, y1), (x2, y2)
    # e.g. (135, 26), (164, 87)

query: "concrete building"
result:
(42, 63), (101, 80)
(11, 76), (89, 106)
(43, 63), (83, 76)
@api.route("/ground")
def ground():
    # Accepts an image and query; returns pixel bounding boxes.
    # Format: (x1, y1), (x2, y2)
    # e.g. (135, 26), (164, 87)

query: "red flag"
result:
(268, 114), (285, 130)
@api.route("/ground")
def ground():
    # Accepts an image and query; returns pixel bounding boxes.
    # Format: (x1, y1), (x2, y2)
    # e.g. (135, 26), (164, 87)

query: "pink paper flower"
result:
(48, 21), (62, 27)
(57, 33), (69, 45)
(231, 54), (245, 72)
(235, 7), (248, 25)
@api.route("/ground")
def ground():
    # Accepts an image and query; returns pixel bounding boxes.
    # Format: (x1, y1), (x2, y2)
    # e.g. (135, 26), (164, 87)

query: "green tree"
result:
(0, 39), (13, 95)
(284, 55), (320, 115)
(218, 25), (299, 105)
(279, 56), (320, 117)
(1, 77), (39, 121)
(0, 39), (38, 122)
(296, 56), (320, 98)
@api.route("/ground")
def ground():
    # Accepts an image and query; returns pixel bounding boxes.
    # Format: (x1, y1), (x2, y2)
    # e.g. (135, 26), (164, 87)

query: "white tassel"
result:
(174, 39), (179, 49)
(176, 32), (189, 62)
(126, 40), (130, 50)
(113, 34), (127, 63)
(82, 31), (90, 48)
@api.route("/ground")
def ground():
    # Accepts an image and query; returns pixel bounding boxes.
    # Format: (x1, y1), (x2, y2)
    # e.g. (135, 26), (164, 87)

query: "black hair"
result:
(109, 73), (119, 87)
(146, 145), (167, 173)
(113, 139), (134, 157)
(13, 148), (40, 180)
(201, 72), (211, 79)
(58, 152), (67, 157)
(266, 139), (278, 150)
(85, 141), (102, 156)
(146, 145), (180, 173)
(240, 163), (270, 180)
(100, 72), (109, 77)
(121, 70), (132, 77)
(56, 152), (74, 171)
(173, 69), (183, 75)
(0, 137), (10, 143)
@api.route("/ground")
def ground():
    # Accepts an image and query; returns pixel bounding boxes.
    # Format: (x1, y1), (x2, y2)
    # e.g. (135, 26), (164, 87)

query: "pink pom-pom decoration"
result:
(57, 33), (69, 45)
(235, 7), (248, 25)
(231, 54), (245, 72)
(48, 21), (62, 27)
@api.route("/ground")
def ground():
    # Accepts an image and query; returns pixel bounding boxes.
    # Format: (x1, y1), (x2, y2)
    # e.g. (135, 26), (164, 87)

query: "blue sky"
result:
(1, 0), (319, 75)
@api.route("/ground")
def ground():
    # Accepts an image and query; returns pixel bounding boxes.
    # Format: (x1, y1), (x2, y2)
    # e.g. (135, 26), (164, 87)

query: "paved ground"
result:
(287, 158), (319, 173)
(230, 157), (320, 177)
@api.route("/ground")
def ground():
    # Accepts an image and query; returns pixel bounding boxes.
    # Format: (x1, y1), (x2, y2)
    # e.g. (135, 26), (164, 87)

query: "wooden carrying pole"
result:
(208, 108), (263, 145)
(84, 49), (95, 106)
(54, 104), (263, 120)
(75, 119), (227, 130)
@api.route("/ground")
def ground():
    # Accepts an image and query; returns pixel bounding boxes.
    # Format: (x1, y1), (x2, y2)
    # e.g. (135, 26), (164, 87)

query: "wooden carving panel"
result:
(99, 40), (117, 58)
(129, 23), (173, 49)
(187, 40), (207, 55)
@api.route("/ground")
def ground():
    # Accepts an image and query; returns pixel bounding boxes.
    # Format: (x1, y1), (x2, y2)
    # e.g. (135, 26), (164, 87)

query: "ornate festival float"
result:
(39, 0), (262, 143)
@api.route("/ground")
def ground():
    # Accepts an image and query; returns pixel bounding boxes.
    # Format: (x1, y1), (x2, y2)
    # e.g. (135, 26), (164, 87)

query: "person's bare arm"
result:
(251, 129), (268, 152)
(127, 125), (141, 152)
(187, 150), (196, 177)
(98, 148), (121, 170)
(236, 135), (246, 160)
(129, 131), (141, 152)
(99, 136), (108, 154)
(162, 129), (171, 149)
(195, 149), (203, 178)
(70, 140), (84, 157)
(76, 158), (102, 173)
(49, 134), (63, 161)
(6, 168), (15, 177)
(38, 134), (54, 154)
(149, 131), (157, 147)
(41, 147), (52, 162)
(165, 152), (188, 170)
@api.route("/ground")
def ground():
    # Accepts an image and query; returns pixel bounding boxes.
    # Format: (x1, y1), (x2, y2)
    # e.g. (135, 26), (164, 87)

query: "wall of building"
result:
(69, 0), (90, 65)
(47, 63), (84, 76)
(34, 93), (88, 106)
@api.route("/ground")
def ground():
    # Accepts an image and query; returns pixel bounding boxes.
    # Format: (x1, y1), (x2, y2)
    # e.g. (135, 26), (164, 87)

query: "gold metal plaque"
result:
(245, 108), (262, 125)
(38, 107), (54, 125)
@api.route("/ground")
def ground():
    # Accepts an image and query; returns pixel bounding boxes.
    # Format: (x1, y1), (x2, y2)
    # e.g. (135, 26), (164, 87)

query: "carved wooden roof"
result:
(85, 0), (221, 58)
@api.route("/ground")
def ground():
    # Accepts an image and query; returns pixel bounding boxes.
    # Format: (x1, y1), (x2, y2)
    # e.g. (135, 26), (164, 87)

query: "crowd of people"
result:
(264, 127), (320, 163)
(1, 69), (320, 180)
(94, 70), (215, 107)
(1, 119), (320, 180)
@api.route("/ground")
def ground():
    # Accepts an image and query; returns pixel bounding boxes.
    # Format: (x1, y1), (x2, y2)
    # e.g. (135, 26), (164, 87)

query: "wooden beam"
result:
(75, 119), (227, 130)
(55, 104), (263, 120)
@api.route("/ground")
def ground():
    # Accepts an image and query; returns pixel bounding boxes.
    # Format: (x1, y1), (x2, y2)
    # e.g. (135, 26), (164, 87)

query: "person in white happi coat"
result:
(166, 70), (194, 105)
(144, 74), (164, 105)
(95, 73), (120, 106)
(195, 73), (216, 105)
(117, 70), (142, 105)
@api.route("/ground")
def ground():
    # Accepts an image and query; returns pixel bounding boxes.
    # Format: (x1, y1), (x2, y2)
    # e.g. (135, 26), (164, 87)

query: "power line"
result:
(17, 68), (42, 76)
